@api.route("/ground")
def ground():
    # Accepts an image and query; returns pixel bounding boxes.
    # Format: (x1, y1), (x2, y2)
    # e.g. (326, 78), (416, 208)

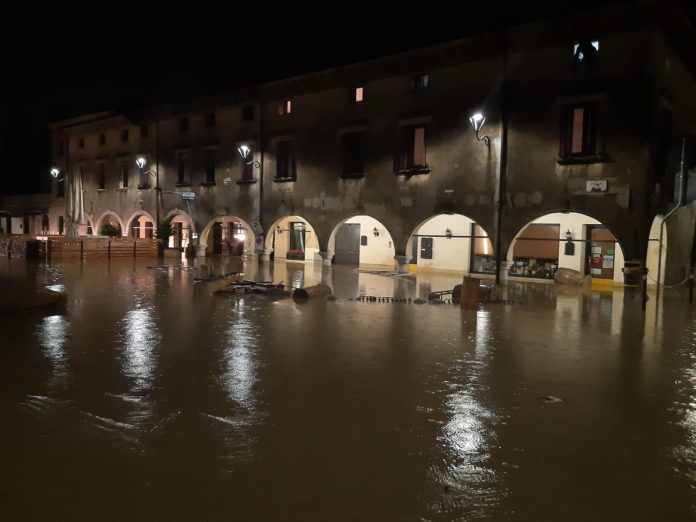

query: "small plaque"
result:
(586, 179), (608, 192)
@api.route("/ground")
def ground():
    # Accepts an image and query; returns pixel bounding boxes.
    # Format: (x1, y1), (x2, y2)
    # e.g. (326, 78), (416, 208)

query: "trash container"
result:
(622, 260), (642, 286)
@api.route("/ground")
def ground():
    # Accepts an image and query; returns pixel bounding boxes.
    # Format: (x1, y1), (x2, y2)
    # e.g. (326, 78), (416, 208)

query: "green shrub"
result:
(99, 223), (121, 237)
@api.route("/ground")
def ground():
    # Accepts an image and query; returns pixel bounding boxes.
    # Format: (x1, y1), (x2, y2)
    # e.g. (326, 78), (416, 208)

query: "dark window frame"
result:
(275, 140), (296, 181)
(204, 149), (216, 183)
(206, 112), (216, 128)
(97, 162), (106, 190)
(99, 134), (106, 146)
(559, 101), (600, 162)
(179, 117), (189, 131)
(341, 131), (366, 179)
(397, 124), (429, 175)
(121, 129), (129, 142)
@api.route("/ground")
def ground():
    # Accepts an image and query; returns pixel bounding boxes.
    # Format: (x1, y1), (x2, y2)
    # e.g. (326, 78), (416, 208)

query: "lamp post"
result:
(470, 107), (507, 285)
(136, 156), (160, 225)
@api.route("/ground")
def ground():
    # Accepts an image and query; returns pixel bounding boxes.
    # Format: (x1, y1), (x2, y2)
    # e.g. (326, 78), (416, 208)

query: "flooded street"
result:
(1, 257), (696, 521)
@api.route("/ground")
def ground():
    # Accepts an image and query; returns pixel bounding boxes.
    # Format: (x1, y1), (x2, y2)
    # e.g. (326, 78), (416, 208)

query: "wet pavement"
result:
(1, 256), (695, 521)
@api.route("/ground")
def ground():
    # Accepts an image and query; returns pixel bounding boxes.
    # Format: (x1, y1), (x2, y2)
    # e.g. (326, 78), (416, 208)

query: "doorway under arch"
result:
(327, 215), (395, 267)
(200, 215), (254, 256)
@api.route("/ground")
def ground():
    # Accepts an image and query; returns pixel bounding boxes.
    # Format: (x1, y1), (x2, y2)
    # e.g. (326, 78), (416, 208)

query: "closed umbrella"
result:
(65, 166), (83, 238)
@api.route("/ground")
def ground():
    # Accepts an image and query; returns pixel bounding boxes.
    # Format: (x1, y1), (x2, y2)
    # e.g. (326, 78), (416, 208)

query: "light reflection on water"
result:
(121, 304), (158, 392)
(1, 257), (696, 520)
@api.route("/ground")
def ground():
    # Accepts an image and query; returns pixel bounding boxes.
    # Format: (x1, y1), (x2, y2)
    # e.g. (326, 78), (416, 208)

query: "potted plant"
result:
(99, 223), (121, 237)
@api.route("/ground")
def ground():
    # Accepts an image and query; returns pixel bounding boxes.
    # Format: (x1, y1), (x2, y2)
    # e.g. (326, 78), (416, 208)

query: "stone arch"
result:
(95, 210), (126, 236)
(163, 209), (196, 250)
(199, 214), (255, 256)
(125, 210), (157, 239)
(327, 215), (396, 267)
(264, 215), (320, 262)
(406, 213), (495, 274)
(506, 211), (626, 284)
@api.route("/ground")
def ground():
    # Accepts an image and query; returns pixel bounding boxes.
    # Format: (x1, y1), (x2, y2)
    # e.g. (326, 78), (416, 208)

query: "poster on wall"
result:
(603, 255), (614, 269)
(591, 268), (603, 275)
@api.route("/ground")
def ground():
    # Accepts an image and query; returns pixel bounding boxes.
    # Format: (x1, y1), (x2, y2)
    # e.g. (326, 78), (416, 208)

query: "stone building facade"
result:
(42, 1), (696, 283)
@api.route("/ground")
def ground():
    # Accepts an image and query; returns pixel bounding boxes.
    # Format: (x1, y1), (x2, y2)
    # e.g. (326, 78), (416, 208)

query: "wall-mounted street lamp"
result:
(136, 157), (160, 223)
(469, 112), (490, 147)
(445, 228), (453, 239)
(237, 145), (261, 168)
(50, 167), (61, 179)
(373, 227), (380, 237)
(276, 225), (282, 234)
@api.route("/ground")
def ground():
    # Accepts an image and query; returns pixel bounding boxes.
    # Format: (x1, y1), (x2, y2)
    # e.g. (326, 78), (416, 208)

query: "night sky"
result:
(0, 0), (690, 196)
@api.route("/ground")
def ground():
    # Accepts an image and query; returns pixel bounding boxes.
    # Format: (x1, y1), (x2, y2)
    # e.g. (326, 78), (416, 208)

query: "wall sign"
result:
(586, 179), (608, 193)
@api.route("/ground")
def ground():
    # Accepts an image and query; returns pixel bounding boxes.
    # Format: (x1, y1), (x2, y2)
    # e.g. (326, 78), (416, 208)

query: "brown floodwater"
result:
(1, 257), (695, 521)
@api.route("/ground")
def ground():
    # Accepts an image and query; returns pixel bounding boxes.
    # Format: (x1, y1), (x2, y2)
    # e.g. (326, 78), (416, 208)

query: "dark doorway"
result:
(334, 223), (360, 265)
(213, 222), (223, 254)
(173, 222), (183, 250)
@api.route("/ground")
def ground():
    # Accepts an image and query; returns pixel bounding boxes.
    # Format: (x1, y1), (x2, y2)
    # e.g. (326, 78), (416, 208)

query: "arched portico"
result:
(506, 211), (626, 284)
(264, 215), (319, 262)
(199, 215), (255, 256)
(95, 210), (126, 236)
(327, 215), (395, 267)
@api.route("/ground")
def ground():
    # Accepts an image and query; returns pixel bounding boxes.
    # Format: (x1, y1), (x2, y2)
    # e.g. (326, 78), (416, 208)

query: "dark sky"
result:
(0, 0), (688, 195)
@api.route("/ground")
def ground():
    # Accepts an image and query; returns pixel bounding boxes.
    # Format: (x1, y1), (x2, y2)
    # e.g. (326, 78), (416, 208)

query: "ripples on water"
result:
(1, 258), (696, 520)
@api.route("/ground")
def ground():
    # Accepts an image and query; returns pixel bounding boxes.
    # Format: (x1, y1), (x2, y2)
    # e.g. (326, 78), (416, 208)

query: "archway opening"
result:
(96, 212), (124, 237)
(201, 215), (254, 256)
(167, 213), (194, 251)
(265, 216), (319, 262)
(327, 215), (395, 267)
(507, 212), (625, 283)
(129, 213), (155, 239)
(406, 214), (495, 274)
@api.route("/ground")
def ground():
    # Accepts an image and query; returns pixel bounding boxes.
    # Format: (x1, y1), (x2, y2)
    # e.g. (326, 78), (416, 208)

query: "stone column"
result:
(394, 255), (409, 273)
(259, 248), (271, 263)
(318, 251), (332, 267)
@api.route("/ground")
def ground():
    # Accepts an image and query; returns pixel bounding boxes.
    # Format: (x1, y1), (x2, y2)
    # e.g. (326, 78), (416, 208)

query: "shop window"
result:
(288, 222), (305, 260)
(509, 224), (560, 279)
(470, 224), (495, 274)
(278, 99), (292, 116)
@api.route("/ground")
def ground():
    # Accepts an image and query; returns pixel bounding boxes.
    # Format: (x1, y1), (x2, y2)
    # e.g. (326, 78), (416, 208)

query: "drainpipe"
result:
(259, 97), (264, 233)
(155, 117), (160, 226)
(656, 137), (687, 294)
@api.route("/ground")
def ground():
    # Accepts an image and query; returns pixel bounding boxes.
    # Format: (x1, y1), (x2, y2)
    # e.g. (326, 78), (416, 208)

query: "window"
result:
(398, 125), (427, 173)
(278, 99), (292, 116)
(177, 152), (190, 184)
(119, 159), (129, 188)
(58, 140), (64, 156)
(206, 112), (216, 127)
(179, 117), (189, 131)
(204, 149), (216, 183)
(99, 133), (106, 146)
(412, 73), (429, 89)
(97, 162), (106, 190)
(241, 145), (255, 181)
(560, 102), (598, 159)
(341, 132), (366, 178)
(58, 216), (64, 235)
(78, 137), (85, 149)
(121, 129), (129, 142)
(275, 141), (296, 181)
(56, 175), (64, 198)
(573, 41), (599, 64)
(243, 105), (255, 121)
(140, 124), (149, 138)
(355, 86), (364, 103)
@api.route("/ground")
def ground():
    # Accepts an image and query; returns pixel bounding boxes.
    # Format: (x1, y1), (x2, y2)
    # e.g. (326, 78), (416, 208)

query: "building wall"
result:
(44, 4), (696, 282)
(409, 214), (477, 273)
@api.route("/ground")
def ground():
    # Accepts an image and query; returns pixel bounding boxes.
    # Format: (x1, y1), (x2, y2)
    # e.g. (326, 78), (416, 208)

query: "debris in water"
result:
(539, 395), (563, 404)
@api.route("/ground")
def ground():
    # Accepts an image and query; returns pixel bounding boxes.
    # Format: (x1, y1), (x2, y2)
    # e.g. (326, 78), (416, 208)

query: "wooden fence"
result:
(47, 238), (158, 259)
(0, 235), (158, 259)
